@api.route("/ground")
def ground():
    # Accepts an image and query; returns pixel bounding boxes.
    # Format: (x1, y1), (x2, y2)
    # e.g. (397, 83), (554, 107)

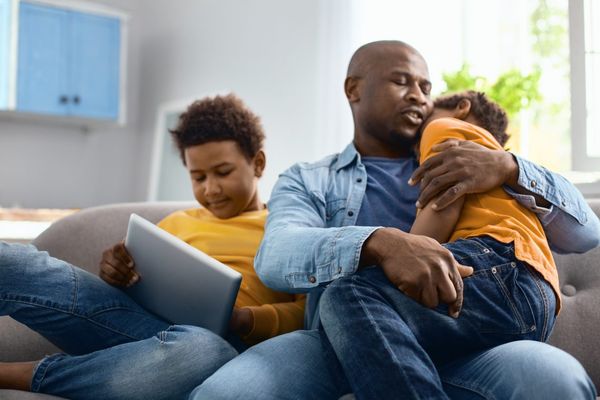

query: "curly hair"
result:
(434, 91), (510, 146)
(170, 94), (265, 164)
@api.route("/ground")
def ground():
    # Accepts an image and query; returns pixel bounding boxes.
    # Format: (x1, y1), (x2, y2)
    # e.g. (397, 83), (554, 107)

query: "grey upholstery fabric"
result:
(1, 200), (599, 399)
(548, 199), (600, 392)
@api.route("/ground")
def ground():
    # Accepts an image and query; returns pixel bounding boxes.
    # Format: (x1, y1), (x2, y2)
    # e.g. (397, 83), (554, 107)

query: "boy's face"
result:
(185, 140), (264, 219)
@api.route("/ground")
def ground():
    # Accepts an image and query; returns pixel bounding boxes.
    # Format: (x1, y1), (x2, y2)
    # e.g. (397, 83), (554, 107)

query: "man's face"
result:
(185, 140), (262, 219)
(353, 45), (434, 154)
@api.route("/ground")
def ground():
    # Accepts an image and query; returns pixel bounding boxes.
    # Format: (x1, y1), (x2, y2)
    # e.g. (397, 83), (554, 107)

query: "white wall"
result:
(0, 0), (142, 209)
(134, 0), (323, 202)
(0, 0), (329, 208)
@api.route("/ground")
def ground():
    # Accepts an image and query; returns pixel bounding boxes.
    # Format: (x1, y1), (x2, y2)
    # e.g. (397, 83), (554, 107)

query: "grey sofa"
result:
(1, 200), (599, 399)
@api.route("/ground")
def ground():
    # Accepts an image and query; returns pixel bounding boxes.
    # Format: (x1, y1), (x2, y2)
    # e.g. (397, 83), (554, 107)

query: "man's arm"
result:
(255, 163), (472, 315)
(254, 164), (379, 292)
(409, 139), (600, 254)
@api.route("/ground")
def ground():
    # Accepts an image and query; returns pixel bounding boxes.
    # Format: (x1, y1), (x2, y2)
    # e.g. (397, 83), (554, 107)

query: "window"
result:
(319, 0), (599, 177)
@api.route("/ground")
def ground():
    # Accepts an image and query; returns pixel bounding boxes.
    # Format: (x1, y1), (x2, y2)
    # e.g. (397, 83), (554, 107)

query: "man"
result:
(192, 41), (599, 399)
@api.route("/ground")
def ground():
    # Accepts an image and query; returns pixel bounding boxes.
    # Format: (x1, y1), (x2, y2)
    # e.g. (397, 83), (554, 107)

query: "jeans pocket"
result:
(463, 262), (538, 338)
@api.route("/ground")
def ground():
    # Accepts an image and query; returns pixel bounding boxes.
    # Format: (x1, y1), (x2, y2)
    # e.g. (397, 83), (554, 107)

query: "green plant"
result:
(441, 63), (542, 119)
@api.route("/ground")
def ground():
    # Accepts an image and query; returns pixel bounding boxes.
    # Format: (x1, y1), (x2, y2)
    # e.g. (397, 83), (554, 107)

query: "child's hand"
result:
(229, 307), (254, 336)
(98, 241), (139, 287)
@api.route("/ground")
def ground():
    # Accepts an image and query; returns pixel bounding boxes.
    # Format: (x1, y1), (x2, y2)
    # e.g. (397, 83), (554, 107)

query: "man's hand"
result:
(229, 307), (253, 336)
(361, 228), (473, 318)
(409, 139), (518, 210)
(99, 242), (139, 287)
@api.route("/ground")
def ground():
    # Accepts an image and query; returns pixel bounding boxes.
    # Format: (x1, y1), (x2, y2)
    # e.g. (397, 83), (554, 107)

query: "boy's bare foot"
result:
(0, 361), (36, 391)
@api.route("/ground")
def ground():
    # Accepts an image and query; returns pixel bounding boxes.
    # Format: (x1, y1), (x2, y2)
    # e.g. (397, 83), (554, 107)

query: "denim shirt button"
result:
(356, 178), (363, 183)
(561, 200), (567, 207)
(337, 267), (342, 274)
(347, 211), (354, 217)
(308, 276), (316, 283)
(530, 180), (537, 188)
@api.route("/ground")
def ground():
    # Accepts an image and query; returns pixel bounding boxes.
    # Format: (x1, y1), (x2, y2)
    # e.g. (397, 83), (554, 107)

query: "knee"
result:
(159, 325), (238, 378)
(0, 242), (38, 280)
(499, 341), (596, 399)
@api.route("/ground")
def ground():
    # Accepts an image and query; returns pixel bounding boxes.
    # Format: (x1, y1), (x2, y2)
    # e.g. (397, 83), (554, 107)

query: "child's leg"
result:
(318, 236), (555, 400)
(0, 242), (239, 399)
(32, 325), (237, 400)
(0, 242), (169, 354)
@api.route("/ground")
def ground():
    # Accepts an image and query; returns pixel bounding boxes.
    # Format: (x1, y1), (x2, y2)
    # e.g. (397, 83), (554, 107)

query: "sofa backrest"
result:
(2, 199), (600, 389)
(32, 201), (196, 273)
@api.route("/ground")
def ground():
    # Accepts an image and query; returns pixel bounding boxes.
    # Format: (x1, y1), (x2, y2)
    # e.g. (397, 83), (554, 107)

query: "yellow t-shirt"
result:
(420, 117), (560, 312)
(157, 207), (305, 344)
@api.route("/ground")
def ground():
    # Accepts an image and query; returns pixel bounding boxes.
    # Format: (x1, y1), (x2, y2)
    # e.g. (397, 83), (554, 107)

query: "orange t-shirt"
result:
(420, 117), (560, 312)
(158, 208), (305, 344)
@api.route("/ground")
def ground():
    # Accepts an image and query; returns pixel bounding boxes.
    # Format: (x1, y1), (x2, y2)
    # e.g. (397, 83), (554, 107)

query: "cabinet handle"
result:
(59, 95), (69, 104)
(72, 96), (80, 105)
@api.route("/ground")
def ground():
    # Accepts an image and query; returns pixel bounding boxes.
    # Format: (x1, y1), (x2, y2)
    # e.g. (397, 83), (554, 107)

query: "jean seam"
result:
(349, 276), (421, 400)
(522, 266), (550, 340)
(442, 379), (493, 400)
(1, 297), (152, 341)
(69, 265), (78, 313)
(488, 264), (531, 333)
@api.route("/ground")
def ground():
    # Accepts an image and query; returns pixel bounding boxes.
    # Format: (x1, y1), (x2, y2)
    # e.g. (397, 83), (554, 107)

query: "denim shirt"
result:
(255, 143), (600, 329)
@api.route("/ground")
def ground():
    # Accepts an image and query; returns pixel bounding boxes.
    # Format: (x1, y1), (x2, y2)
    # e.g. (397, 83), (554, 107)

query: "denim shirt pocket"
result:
(325, 199), (347, 222)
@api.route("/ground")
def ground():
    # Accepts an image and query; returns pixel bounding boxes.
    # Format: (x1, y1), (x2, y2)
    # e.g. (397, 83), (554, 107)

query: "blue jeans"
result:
(191, 237), (596, 400)
(317, 235), (584, 400)
(0, 242), (238, 400)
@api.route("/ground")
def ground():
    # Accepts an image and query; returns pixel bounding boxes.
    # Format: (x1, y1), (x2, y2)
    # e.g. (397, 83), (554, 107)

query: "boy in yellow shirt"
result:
(318, 91), (561, 399)
(0, 94), (304, 399)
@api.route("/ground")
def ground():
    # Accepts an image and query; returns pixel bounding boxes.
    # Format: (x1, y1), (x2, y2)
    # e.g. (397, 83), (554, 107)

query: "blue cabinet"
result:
(0, 0), (11, 109)
(17, 2), (120, 120)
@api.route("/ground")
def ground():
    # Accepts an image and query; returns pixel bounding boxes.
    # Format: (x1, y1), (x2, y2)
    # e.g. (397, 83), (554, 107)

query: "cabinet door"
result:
(17, 2), (69, 115)
(0, 0), (11, 109)
(70, 10), (120, 119)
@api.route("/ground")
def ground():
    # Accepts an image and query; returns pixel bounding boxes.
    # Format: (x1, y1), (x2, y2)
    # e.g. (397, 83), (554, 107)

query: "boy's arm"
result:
(409, 196), (465, 243)
(242, 294), (306, 345)
(411, 140), (600, 254)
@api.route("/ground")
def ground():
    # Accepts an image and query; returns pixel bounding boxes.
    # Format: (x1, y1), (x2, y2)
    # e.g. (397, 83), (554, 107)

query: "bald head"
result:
(347, 40), (425, 78)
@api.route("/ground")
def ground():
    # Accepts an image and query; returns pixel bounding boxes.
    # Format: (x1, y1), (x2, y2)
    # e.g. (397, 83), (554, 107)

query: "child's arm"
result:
(241, 294), (306, 345)
(409, 195), (465, 243)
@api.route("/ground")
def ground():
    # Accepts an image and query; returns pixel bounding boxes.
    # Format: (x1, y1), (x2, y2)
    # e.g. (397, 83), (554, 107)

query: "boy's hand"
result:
(409, 139), (517, 210)
(99, 242), (139, 287)
(229, 307), (253, 336)
(362, 228), (473, 318)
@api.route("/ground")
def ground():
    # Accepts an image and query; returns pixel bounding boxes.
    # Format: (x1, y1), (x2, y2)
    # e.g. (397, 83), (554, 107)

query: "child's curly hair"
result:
(170, 94), (265, 164)
(434, 91), (510, 146)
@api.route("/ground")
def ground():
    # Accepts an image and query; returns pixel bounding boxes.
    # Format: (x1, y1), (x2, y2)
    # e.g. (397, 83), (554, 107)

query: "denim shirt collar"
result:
(334, 142), (361, 171)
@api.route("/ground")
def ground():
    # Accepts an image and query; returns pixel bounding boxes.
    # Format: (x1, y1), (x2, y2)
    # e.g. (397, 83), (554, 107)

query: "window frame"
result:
(569, 0), (600, 172)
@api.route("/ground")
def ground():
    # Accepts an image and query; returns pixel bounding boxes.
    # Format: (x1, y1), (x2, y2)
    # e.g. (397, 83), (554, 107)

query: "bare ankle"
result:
(0, 361), (36, 391)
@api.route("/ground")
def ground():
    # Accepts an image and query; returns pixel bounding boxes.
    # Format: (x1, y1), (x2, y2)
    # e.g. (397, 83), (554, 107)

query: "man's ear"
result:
(454, 99), (472, 120)
(252, 150), (266, 178)
(344, 76), (361, 103)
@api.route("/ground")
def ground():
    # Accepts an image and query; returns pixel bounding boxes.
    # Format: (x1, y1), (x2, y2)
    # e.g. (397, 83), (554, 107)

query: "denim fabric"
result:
(256, 143), (600, 329)
(0, 242), (238, 400)
(318, 236), (562, 399)
(192, 330), (596, 400)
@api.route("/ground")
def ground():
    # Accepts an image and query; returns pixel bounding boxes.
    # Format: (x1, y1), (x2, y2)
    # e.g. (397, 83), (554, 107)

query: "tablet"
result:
(124, 213), (242, 336)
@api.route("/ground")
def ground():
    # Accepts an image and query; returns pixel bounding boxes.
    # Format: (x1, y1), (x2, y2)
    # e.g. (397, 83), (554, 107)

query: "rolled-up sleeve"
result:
(507, 155), (600, 253)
